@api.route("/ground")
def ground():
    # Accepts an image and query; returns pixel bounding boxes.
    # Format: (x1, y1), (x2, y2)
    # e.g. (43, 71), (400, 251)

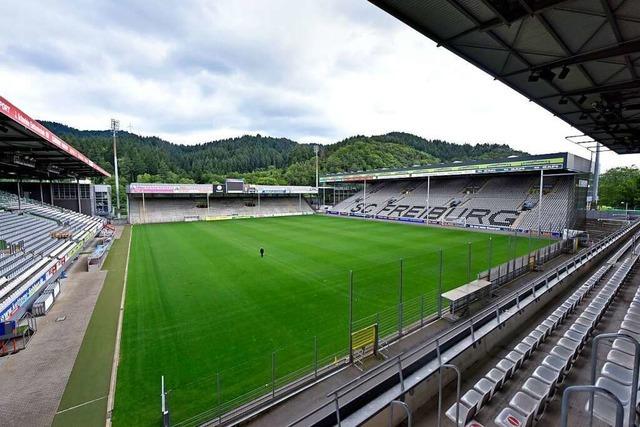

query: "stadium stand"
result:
(129, 196), (314, 224)
(283, 221), (639, 427)
(330, 174), (574, 233)
(447, 243), (638, 426)
(0, 189), (105, 322)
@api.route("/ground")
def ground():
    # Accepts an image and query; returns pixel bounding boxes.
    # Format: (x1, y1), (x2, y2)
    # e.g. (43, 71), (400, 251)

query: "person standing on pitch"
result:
(260, 247), (265, 258)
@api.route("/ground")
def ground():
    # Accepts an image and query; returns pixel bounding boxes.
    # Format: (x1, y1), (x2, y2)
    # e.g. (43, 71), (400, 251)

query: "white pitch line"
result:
(56, 395), (107, 415)
(105, 225), (133, 427)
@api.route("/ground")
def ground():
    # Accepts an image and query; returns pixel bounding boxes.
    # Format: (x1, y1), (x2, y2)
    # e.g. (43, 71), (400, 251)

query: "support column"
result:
(17, 180), (21, 211)
(593, 143), (601, 207)
(538, 169), (544, 236)
(426, 175), (431, 222)
(39, 181), (44, 205)
(142, 192), (146, 224)
(49, 181), (54, 207)
(363, 179), (367, 217)
(76, 179), (82, 214)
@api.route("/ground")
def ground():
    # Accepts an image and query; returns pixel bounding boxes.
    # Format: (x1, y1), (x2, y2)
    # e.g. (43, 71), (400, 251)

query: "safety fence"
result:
(288, 221), (640, 426)
(160, 233), (558, 426)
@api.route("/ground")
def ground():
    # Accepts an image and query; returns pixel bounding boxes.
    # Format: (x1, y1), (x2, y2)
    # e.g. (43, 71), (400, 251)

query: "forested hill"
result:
(41, 121), (525, 188)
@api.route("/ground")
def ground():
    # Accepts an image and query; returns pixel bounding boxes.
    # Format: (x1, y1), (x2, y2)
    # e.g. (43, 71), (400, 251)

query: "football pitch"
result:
(113, 215), (550, 426)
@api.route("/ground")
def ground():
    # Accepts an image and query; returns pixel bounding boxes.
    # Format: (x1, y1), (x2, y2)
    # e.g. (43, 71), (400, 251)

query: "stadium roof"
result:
(369, 0), (640, 154)
(0, 96), (109, 179)
(320, 152), (590, 183)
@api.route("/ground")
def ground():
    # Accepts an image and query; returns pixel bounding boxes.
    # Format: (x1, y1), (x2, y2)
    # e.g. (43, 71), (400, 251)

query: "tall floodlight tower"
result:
(314, 144), (320, 189)
(592, 143), (601, 208)
(111, 119), (121, 218)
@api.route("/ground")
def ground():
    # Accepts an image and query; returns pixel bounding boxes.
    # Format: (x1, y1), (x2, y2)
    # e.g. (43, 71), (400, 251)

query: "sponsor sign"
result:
(320, 155), (566, 183)
(248, 185), (317, 195)
(129, 183), (212, 194)
(0, 96), (109, 177)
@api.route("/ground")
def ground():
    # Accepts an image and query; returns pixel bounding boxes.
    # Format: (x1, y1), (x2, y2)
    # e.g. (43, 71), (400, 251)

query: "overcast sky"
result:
(2, 0), (640, 171)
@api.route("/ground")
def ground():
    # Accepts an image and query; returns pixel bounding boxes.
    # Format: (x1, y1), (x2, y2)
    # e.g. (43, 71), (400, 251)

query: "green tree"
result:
(599, 166), (640, 209)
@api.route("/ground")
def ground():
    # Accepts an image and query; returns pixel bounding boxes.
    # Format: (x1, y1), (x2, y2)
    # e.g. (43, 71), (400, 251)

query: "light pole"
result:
(314, 145), (319, 208)
(111, 119), (121, 218)
(622, 201), (629, 219)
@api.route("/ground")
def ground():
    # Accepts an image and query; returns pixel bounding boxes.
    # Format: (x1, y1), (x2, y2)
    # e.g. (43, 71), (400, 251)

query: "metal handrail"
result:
(590, 333), (640, 427)
(329, 354), (402, 398)
(291, 221), (640, 426)
(436, 363), (460, 427)
(561, 385), (624, 427)
(388, 400), (412, 427)
(334, 224), (639, 402)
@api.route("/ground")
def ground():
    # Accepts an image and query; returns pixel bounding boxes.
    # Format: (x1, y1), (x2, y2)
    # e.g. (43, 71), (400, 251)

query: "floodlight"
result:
(558, 66), (570, 79)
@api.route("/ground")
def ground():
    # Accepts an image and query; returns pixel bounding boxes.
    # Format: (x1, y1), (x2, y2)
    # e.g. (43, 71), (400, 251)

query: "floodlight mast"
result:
(592, 143), (600, 207)
(111, 119), (121, 218)
(314, 144), (319, 188)
(314, 144), (320, 208)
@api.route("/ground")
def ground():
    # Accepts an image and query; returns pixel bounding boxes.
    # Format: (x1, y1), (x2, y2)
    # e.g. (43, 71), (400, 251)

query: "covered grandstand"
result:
(0, 96), (108, 327)
(209, 2), (640, 427)
(323, 152), (591, 236)
(127, 182), (317, 224)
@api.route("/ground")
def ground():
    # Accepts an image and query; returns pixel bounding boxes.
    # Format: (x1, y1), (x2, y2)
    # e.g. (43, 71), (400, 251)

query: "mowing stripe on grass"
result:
(114, 216), (550, 425)
(53, 226), (132, 427)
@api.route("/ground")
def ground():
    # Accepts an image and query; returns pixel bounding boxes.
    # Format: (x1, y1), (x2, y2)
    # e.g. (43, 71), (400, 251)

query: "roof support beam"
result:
(445, 0), (572, 42)
(554, 6), (640, 25)
(502, 38), (640, 77)
(535, 14), (596, 86)
(600, 0), (637, 80)
(537, 79), (640, 100)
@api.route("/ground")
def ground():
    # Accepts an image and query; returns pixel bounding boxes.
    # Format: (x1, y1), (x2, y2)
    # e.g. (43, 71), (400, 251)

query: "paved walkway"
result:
(0, 255), (107, 427)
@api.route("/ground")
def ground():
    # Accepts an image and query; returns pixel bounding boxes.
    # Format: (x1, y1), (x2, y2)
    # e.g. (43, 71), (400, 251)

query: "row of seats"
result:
(287, 222), (640, 427)
(0, 190), (102, 230)
(590, 269), (640, 426)
(129, 196), (314, 224)
(446, 259), (615, 426)
(446, 236), (632, 425)
(331, 175), (572, 232)
(0, 191), (105, 321)
(494, 254), (638, 427)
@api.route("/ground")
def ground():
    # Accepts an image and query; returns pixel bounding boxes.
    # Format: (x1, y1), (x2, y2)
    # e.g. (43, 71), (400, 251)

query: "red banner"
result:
(0, 96), (110, 177)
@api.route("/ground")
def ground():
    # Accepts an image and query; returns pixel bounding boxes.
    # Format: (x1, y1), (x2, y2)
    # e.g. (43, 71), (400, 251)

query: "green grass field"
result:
(54, 226), (131, 427)
(113, 215), (550, 426)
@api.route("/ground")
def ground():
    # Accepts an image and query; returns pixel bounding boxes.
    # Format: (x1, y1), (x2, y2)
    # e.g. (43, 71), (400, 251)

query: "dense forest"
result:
(42, 121), (525, 207)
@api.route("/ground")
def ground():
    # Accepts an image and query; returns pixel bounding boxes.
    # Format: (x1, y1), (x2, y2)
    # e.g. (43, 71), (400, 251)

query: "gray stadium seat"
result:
(474, 377), (496, 405)
(494, 407), (529, 427)
(496, 359), (516, 379)
(509, 392), (537, 427)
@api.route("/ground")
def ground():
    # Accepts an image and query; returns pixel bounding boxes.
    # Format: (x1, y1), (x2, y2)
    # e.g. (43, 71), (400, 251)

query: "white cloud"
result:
(1, 0), (639, 170)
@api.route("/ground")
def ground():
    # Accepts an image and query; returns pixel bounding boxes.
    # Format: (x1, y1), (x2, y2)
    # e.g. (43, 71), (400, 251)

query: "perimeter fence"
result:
(161, 232), (561, 426)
